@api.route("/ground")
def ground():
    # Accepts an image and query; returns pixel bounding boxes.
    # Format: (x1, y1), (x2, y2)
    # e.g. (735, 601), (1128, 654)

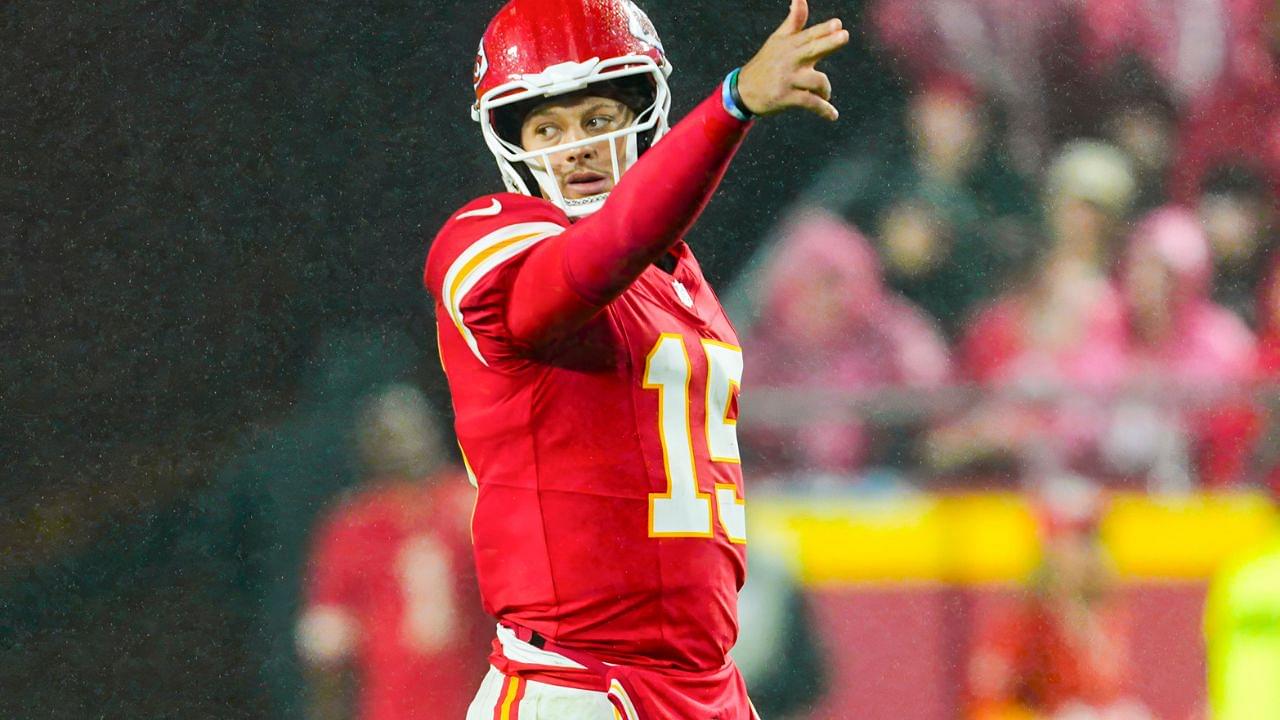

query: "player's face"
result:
(520, 95), (637, 200)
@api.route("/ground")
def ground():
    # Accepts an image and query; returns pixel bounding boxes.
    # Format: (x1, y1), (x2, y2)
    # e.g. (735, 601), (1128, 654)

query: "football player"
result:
(296, 384), (490, 720)
(423, 1), (848, 717)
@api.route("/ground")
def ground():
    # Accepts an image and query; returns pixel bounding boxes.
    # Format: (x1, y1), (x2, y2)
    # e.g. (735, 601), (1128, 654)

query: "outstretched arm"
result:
(505, 0), (849, 347)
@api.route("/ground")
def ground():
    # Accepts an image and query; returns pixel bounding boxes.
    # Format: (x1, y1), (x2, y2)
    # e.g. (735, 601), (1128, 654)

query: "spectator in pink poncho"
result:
(742, 211), (951, 476)
(1122, 207), (1256, 384)
(1110, 206), (1260, 487)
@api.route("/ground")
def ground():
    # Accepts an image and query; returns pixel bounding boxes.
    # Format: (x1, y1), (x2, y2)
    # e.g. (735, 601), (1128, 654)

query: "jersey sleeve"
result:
(424, 193), (571, 366)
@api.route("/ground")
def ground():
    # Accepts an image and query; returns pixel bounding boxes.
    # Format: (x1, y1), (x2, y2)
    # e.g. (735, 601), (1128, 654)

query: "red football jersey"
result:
(300, 476), (490, 720)
(425, 192), (749, 673)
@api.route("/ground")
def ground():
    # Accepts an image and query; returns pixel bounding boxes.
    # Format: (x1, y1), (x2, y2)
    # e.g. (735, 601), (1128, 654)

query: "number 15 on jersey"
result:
(643, 333), (747, 543)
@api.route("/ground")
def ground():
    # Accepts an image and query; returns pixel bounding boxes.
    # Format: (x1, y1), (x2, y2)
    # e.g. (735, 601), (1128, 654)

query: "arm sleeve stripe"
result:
(441, 221), (565, 365)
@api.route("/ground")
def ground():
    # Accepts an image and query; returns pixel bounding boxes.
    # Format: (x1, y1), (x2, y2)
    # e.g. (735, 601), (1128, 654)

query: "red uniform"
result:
(424, 86), (754, 717)
(966, 598), (1138, 718)
(300, 477), (489, 720)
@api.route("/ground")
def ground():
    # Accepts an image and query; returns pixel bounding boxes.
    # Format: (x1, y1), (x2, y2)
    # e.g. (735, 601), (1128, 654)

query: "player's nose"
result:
(553, 139), (598, 172)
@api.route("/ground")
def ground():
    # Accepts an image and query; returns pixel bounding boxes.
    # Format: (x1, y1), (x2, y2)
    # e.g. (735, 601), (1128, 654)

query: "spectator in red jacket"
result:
(966, 475), (1152, 720)
(1121, 207), (1256, 388)
(961, 142), (1136, 385)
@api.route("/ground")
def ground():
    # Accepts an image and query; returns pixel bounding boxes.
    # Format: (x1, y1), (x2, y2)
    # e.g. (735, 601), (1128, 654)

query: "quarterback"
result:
(424, 0), (847, 717)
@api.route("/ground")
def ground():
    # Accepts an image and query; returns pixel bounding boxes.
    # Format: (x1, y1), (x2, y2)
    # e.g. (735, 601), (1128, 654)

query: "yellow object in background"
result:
(751, 491), (1278, 585)
(1205, 534), (1280, 720)
(1102, 493), (1278, 579)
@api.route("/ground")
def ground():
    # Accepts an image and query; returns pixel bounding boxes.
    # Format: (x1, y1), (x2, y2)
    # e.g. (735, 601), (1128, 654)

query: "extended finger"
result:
(794, 17), (843, 44)
(792, 69), (833, 101)
(778, 0), (809, 35)
(799, 26), (850, 62)
(793, 89), (839, 121)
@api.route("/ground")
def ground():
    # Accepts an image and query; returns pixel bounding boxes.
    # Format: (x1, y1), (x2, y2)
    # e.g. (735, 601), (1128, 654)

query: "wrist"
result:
(721, 67), (755, 122)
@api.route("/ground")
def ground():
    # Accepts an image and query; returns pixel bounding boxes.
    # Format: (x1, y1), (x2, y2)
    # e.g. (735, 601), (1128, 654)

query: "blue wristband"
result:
(722, 67), (754, 122)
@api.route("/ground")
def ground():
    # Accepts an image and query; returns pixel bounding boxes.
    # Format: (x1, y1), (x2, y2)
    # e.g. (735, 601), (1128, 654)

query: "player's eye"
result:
(535, 123), (560, 141)
(584, 115), (615, 133)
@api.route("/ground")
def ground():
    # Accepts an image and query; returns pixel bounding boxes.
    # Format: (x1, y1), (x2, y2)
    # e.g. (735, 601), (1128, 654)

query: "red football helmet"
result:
(472, 0), (673, 217)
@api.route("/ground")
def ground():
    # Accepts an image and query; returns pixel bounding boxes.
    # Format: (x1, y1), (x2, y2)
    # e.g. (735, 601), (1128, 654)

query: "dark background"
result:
(3, 1), (901, 717)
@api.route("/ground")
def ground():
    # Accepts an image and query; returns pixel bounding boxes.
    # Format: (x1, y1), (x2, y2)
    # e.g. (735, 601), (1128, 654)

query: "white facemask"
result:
(475, 55), (672, 219)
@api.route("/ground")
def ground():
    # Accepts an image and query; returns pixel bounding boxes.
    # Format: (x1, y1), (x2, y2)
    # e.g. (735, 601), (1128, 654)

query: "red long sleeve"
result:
(505, 88), (751, 346)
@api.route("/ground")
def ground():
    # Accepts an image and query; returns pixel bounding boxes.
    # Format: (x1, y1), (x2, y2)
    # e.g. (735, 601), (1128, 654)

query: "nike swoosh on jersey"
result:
(455, 198), (503, 220)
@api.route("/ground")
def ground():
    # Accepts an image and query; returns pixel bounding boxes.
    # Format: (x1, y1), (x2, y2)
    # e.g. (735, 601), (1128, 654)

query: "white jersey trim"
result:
(441, 221), (565, 365)
(495, 623), (588, 670)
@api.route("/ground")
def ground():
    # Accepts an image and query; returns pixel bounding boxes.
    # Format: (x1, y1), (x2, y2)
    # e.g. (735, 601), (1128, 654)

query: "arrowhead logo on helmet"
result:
(472, 40), (490, 95)
(471, 0), (674, 219)
(622, 0), (663, 54)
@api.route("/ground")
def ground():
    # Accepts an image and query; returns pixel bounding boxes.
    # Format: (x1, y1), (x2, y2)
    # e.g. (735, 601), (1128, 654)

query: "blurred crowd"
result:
(213, 3), (1280, 719)
(16, 2), (1280, 720)
(730, 0), (1280, 497)
(713, 4), (1280, 717)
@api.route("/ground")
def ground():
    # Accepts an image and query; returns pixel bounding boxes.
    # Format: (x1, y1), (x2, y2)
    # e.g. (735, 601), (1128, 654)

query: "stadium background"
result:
(7, 0), (1280, 718)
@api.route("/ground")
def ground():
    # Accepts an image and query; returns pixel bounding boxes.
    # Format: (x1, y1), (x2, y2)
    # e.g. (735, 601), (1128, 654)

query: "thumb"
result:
(779, 0), (808, 34)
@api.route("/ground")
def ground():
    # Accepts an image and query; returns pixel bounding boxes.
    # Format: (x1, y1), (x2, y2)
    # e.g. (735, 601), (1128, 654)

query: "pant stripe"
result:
(512, 676), (529, 718)
(495, 675), (524, 720)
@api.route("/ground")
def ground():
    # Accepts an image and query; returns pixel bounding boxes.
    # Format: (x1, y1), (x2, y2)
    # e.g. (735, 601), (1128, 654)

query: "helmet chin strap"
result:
(525, 133), (641, 219)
